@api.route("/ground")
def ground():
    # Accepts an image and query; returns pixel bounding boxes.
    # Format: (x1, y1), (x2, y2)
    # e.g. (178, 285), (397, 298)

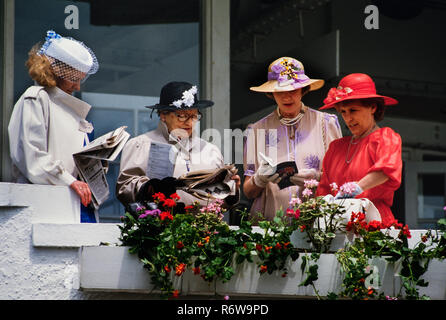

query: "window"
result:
(14, 0), (200, 222)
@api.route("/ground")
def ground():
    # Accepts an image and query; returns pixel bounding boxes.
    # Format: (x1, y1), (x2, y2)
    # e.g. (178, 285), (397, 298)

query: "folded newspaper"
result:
(177, 164), (238, 200)
(73, 126), (130, 209)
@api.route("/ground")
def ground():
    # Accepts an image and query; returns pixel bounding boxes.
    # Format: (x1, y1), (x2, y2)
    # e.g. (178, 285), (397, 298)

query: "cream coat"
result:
(8, 85), (93, 186)
(116, 121), (229, 206)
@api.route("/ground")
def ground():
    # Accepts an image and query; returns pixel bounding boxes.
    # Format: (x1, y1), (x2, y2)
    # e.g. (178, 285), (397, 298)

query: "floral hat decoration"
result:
(320, 73), (398, 110)
(145, 81), (214, 111)
(250, 57), (324, 93)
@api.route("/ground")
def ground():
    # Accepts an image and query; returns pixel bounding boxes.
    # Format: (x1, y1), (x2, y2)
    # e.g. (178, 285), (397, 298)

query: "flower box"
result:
(79, 246), (445, 298)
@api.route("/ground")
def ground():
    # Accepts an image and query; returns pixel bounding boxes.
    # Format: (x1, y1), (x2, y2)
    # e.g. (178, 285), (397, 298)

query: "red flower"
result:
(172, 290), (179, 298)
(367, 287), (375, 296)
(197, 241), (204, 248)
(204, 236), (210, 243)
(184, 205), (194, 211)
(421, 235), (428, 242)
(367, 220), (382, 231)
(169, 193), (180, 200)
(294, 208), (301, 219)
(260, 265), (268, 273)
(264, 246), (272, 253)
(175, 263), (186, 276)
(153, 192), (166, 201)
(275, 242), (282, 250)
(399, 224), (411, 239)
(255, 244), (263, 251)
(163, 198), (176, 208)
(283, 242), (290, 249)
(300, 225), (306, 232)
(176, 241), (184, 249)
(160, 211), (173, 221)
(164, 265), (171, 273)
(193, 267), (200, 275)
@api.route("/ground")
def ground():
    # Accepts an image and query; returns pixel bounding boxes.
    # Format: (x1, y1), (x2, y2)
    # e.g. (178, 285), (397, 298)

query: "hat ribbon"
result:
(268, 63), (310, 88)
(39, 30), (62, 55)
(324, 86), (353, 104)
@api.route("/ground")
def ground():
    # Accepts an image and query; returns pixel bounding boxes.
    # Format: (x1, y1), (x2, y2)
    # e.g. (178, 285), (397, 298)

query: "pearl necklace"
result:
(276, 104), (306, 126)
(345, 124), (378, 164)
(277, 105), (306, 140)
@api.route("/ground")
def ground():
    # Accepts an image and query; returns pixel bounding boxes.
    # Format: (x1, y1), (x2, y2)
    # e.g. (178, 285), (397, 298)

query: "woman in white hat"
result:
(116, 81), (240, 209)
(8, 30), (99, 222)
(243, 57), (342, 221)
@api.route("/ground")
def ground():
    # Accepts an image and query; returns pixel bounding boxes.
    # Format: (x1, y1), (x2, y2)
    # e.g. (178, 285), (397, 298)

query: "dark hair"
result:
(337, 98), (386, 122)
(363, 98), (386, 122)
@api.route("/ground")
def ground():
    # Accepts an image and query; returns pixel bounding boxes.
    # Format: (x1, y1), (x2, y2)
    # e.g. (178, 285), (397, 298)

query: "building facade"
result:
(1, 0), (446, 228)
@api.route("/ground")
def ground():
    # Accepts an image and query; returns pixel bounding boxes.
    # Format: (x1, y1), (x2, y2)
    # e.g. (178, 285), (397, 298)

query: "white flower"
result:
(172, 100), (183, 108)
(170, 86), (197, 108)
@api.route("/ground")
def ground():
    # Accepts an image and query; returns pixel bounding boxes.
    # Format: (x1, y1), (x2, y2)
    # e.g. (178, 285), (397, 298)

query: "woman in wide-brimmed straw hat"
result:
(243, 57), (342, 221)
(316, 73), (402, 226)
(116, 81), (240, 208)
(8, 30), (99, 223)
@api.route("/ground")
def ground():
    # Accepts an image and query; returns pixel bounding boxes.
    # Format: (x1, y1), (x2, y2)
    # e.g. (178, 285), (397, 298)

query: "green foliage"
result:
(119, 191), (446, 300)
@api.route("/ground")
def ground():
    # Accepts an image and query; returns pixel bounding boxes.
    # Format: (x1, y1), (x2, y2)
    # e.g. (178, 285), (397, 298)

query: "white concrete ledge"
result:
(79, 246), (446, 299)
(32, 223), (122, 247)
(0, 182), (80, 223)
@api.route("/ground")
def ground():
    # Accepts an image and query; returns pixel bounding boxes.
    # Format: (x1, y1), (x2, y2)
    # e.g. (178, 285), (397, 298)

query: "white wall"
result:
(0, 182), (151, 299)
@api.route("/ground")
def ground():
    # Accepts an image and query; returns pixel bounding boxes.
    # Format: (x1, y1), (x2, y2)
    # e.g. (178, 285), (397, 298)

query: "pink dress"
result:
(316, 127), (402, 226)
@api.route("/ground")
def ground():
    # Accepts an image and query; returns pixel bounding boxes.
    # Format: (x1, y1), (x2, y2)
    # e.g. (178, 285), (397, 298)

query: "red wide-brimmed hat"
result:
(319, 73), (398, 110)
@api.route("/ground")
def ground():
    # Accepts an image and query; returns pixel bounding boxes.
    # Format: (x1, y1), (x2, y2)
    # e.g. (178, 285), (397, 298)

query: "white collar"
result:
(47, 86), (91, 119)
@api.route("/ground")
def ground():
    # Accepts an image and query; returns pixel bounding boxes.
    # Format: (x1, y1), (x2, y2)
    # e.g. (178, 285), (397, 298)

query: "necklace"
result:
(277, 104), (306, 140)
(345, 124), (378, 164)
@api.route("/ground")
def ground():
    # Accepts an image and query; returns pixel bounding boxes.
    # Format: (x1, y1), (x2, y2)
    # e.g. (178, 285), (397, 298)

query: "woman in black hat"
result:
(116, 81), (240, 207)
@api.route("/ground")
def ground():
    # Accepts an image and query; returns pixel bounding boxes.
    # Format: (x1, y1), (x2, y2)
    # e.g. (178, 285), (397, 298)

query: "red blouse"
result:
(316, 127), (402, 225)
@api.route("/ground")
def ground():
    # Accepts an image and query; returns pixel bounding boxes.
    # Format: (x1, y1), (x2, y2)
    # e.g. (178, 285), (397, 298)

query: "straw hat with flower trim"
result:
(250, 57), (324, 93)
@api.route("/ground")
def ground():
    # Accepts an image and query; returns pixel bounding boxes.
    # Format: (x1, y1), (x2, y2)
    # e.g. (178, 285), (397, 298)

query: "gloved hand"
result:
(252, 161), (281, 188)
(289, 168), (321, 187)
(137, 177), (179, 201)
(334, 182), (363, 199)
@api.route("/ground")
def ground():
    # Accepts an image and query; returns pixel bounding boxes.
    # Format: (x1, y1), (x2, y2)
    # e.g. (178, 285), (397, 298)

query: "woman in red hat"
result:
(316, 73), (402, 226)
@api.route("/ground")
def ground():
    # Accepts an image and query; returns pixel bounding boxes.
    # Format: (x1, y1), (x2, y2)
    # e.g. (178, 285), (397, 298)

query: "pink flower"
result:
(304, 179), (319, 189)
(289, 196), (302, 207)
(302, 188), (313, 197)
(330, 182), (338, 193)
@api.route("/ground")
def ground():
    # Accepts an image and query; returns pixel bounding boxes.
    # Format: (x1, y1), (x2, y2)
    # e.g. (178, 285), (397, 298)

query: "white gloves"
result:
(252, 161), (281, 188)
(289, 168), (321, 187)
(334, 182), (363, 199)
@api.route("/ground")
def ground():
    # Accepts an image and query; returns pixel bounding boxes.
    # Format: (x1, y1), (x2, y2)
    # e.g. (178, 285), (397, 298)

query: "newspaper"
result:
(177, 164), (237, 200)
(73, 126), (130, 209)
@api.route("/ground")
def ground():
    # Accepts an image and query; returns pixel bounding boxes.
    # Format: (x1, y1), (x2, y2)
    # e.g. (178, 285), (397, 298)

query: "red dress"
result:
(316, 127), (402, 225)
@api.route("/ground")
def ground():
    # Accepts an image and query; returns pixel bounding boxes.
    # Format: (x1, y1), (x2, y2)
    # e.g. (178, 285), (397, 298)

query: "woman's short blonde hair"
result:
(25, 43), (57, 87)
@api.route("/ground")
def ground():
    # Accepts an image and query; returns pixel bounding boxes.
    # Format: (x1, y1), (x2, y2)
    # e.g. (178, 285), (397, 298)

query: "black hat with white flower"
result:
(145, 81), (214, 111)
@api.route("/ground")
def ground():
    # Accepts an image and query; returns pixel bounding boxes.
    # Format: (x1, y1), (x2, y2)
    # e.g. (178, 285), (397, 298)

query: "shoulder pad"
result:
(23, 86), (45, 99)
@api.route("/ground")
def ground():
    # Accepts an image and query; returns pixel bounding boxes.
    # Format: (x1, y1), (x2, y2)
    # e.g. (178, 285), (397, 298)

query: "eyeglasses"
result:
(175, 112), (202, 122)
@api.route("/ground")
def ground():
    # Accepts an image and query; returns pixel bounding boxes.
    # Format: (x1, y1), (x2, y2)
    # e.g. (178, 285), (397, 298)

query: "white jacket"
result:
(8, 85), (93, 186)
